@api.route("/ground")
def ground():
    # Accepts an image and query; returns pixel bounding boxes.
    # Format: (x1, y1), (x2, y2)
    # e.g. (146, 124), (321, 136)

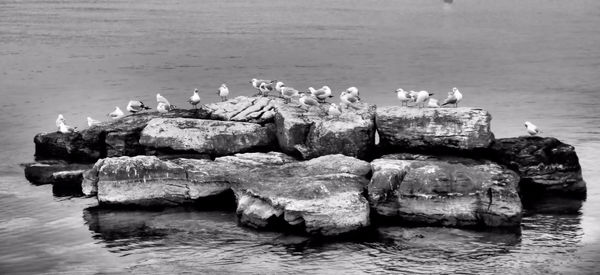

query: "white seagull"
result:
(299, 93), (320, 111)
(189, 88), (201, 109)
(87, 117), (101, 127)
(157, 102), (169, 113)
(56, 114), (65, 130)
(524, 121), (542, 136)
(442, 87), (463, 107)
(57, 121), (77, 134)
(328, 103), (342, 117)
(218, 84), (229, 101)
(107, 106), (124, 119)
(415, 90), (433, 108)
(427, 98), (441, 108)
(156, 93), (170, 105)
(251, 78), (274, 96)
(309, 86), (333, 102)
(259, 82), (271, 97)
(340, 91), (360, 109)
(395, 88), (412, 106)
(126, 100), (151, 113)
(277, 82), (299, 103)
(346, 87), (360, 100)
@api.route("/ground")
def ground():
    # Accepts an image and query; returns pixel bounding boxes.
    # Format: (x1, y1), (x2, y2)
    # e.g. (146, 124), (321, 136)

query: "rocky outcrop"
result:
(23, 160), (92, 188)
(274, 101), (376, 160)
(84, 153), (371, 235)
(489, 136), (586, 196)
(368, 154), (522, 227)
(139, 118), (276, 156)
(376, 107), (494, 152)
(205, 96), (279, 124)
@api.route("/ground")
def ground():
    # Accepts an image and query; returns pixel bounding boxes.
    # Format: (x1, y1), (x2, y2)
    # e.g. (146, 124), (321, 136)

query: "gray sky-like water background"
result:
(1, 0), (599, 273)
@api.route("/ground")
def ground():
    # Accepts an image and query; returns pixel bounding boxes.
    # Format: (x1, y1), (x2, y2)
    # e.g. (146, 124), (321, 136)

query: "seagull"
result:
(57, 121), (77, 134)
(87, 117), (101, 127)
(408, 90), (418, 103)
(427, 98), (441, 108)
(126, 100), (151, 113)
(55, 114), (65, 130)
(299, 93), (320, 111)
(328, 103), (342, 117)
(414, 90), (434, 108)
(395, 88), (412, 106)
(250, 78), (274, 96)
(524, 121), (542, 136)
(340, 91), (360, 109)
(309, 86), (333, 102)
(189, 88), (201, 109)
(157, 102), (169, 113)
(278, 82), (299, 103)
(156, 93), (170, 106)
(346, 87), (360, 100)
(218, 84), (229, 101)
(442, 87), (463, 107)
(107, 106), (124, 119)
(274, 81), (285, 95)
(259, 82), (271, 97)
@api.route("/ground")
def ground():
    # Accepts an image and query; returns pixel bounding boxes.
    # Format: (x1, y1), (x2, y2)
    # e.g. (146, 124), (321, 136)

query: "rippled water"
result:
(1, 0), (599, 273)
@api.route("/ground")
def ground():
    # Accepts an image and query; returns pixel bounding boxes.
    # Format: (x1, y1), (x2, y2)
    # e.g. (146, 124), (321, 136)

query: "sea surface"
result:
(1, 0), (600, 273)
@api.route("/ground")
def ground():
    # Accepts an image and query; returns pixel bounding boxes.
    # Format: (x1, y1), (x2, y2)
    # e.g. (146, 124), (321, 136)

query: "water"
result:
(1, 0), (599, 273)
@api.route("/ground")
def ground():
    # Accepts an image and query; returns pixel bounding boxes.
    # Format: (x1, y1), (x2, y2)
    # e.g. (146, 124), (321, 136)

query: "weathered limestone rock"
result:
(139, 118), (277, 156)
(274, 101), (376, 160)
(368, 154), (522, 227)
(205, 96), (279, 124)
(34, 110), (211, 162)
(376, 107), (494, 152)
(490, 136), (586, 196)
(23, 160), (92, 188)
(85, 153), (372, 235)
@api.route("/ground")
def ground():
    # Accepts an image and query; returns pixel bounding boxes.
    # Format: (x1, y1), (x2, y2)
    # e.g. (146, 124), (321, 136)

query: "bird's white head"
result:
(452, 87), (459, 93)
(275, 81), (285, 89)
(221, 84), (227, 88)
(395, 88), (404, 93)
(524, 121), (532, 127)
(156, 93), (161, 100)
(347, 87), (358, 93)
(58, 114), (64, 119)
(194, 88), (199, 93)
(322, 86), (331, 92)
(308, 87), (316, 93)
(250, 78), (257, 84)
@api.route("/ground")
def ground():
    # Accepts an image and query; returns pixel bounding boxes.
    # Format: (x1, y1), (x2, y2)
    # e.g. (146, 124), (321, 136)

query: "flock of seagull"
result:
(54, 79), (542, 136)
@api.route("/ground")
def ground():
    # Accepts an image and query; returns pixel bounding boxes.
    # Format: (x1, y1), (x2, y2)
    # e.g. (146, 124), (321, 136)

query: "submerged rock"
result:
(376, 107), (494, 152)
(85, 153), (372, 235)
(23, 160), (92, 189)
(489, 136), (586, 196)
(368, 154), (522, 228)
(274, 101), (376, 160)
(139, 118), (277, 156)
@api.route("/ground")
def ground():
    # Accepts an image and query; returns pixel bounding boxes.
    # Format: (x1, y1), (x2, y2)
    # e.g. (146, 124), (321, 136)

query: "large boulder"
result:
(23, 160), (92, 189)
(34, 109), (210, 162)
(274, 101), (376, 160)
(489, 136), (586, 196)
(139, 118), (277, 156)
(376, 107), (494, 152)
(368, 154), (522, 228)
(84, 153), (372, 236)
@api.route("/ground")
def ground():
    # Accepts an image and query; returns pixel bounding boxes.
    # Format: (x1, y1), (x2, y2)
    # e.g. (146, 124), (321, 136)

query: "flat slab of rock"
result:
(368, 153), (522, 227)
(205, 96), (278, 124)
(23, 160), (92, 188)
(275, 101), (376, 160)
(84, 153), (371, 236)
(376, 107), (494, 152)
(139, 118), (276, 156)
(490, 136), (586, 196)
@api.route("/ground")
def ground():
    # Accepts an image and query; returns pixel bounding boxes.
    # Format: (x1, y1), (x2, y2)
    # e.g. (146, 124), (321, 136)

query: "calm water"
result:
(1, 0), (600, 273)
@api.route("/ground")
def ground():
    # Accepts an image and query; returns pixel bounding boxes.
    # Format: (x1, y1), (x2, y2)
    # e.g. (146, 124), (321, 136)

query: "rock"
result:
(489, 136), (586, 196)
(139, 118), (277, 156)
(368, 154), (522, 228)
(34, 110), (211, 162)
(274, 101), (376, 160)
(86, 153), (372, 235)
(376, 107), (494, 152)
(205, 96), (279, 124)
(23, 160), (92, 189)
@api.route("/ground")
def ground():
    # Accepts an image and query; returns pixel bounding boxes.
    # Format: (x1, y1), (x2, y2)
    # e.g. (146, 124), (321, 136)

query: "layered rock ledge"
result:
(368, 154), (522, 227)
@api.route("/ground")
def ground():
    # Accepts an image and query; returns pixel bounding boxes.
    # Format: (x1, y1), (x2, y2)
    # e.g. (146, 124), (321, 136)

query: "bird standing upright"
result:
(56, 114), (65, 131)
(395, 88), (412, 106)
(189, 88), (201, 109)
(218, 84), (229, 101)
(415, 90), (433, 108)
(442, 87), (463, 107)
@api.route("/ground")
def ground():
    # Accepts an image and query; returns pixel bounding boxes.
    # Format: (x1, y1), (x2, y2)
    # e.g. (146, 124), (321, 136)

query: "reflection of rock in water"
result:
(522, 194), (584, 214)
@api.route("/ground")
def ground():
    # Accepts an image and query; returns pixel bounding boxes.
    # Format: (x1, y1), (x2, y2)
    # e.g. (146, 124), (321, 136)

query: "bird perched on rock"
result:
(414, 90), (434, 108)
(346, 87), (360, 100)
(277, 82), (299, 103)
(218, 84), (229, 101)
(157, 102), (170, 113)
(442, 87), (463, 107)
(57, 120), (77, 134)
(328, 103), (342, 117)
(250, 78), (274, 96)
(395, 88), (412, 107)
(189, 88), (201, 109)
(258, 82), (272, 97)
(55, 114), (65, 131)
(340, 91), (360, 109)
(309, 86), (333, 102)
(87, 117), (101, 127)
(299, 93), (320, 111)
(524, 121), (542, 136)
(156, 93), (175, 111)
(126, 100), (151, 113)
(107, 106), (124, 119)
(427, 98), (441, 108)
